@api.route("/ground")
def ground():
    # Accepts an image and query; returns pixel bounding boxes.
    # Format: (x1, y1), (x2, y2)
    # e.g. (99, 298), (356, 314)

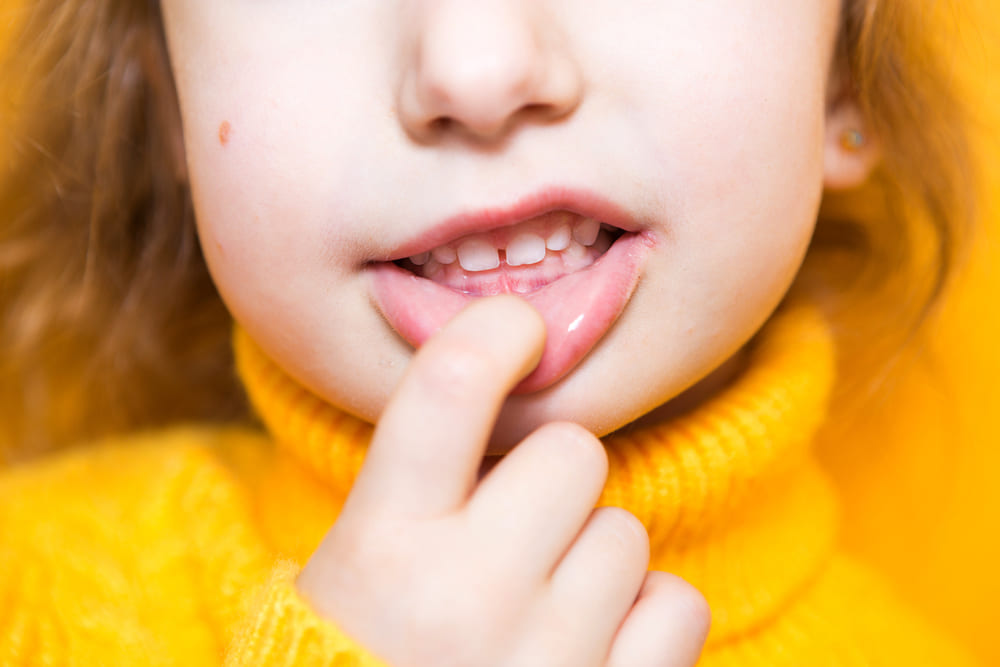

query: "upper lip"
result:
(381, 185), (642, 262)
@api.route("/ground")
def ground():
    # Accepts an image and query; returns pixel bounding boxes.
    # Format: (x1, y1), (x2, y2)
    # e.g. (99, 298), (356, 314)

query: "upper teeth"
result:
(431, 245), (457, 264)
(545, 225), (571, 251)
(572, 218), (600, 246)
(506, 233), (546, 266)
(456, 238), (500, 272)
(409, 218), (608, 273)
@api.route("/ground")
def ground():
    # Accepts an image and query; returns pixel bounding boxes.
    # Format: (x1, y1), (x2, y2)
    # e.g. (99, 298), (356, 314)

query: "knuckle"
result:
(594, 506), (650, 564)
(416, 340), (497, 398)
(652, 572), (712, 638)
(534, 421), (609, 475)
(681, 585), (713, 638)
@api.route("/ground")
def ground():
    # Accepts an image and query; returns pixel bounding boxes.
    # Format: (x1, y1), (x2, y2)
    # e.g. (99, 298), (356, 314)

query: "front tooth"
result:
(573, 218), (600, 246)
(410, 251), (430, 266)
(546, 225), (571, 251)
(432, 245), (457, 264)
(457, 238), (500, 271)
(505, 233), (547, 266)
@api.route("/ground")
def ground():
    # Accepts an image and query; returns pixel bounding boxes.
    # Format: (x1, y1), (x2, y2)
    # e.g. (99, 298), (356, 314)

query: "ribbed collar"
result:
(235, 303), (839, 645)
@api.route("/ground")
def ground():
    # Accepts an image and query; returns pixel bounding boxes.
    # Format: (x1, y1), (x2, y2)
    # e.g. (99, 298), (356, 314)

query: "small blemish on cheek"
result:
(218, 121), (231, 146)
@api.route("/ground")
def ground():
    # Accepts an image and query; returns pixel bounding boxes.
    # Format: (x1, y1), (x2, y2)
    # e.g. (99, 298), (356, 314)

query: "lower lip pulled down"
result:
(370, 233), (653, 393)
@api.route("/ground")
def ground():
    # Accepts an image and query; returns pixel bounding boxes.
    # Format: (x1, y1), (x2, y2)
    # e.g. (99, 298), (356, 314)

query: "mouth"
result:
(393, 211), (627, 296)
(370, 188), (654, 393)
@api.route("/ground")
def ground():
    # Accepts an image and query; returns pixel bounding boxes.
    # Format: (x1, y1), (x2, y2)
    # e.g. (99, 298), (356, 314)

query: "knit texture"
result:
(0, 304), (979, 664)
(225, 561), (386, 667)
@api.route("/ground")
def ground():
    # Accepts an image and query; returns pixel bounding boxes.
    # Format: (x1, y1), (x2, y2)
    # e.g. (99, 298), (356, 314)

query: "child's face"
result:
(161, 1), (857, 449)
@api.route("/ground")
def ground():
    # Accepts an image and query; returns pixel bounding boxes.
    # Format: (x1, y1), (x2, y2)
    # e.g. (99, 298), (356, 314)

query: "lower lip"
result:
(369, 233), (654, 393)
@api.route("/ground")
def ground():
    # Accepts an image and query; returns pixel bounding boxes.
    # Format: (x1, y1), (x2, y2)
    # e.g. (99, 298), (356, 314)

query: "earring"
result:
(840, 128), (867, 151)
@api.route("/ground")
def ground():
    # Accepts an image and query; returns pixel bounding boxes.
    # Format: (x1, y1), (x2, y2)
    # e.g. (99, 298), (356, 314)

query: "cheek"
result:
(173, 14), (394, 281)
(181, 89), (381, 325)
(679, 83), (824, 276)
(659, 39), (826, 290)
(615, 14), (829, 341)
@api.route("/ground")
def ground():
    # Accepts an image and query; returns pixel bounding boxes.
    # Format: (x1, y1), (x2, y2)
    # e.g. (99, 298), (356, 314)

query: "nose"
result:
(397, 0), (584, 143)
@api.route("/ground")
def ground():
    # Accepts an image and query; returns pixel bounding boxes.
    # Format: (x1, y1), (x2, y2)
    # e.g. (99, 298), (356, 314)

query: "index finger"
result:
(344, 295), (546, 519)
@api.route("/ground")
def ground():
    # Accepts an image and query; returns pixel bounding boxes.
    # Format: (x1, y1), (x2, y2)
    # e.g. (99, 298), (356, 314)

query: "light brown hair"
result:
(0, 1), (976, 460)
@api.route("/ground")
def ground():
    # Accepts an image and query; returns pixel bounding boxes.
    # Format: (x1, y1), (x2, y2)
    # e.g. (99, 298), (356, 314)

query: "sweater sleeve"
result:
(226, 560), (389, 667)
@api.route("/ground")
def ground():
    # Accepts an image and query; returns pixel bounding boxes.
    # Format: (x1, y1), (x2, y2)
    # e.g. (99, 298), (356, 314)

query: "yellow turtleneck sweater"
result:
(0, 305), (980, 665)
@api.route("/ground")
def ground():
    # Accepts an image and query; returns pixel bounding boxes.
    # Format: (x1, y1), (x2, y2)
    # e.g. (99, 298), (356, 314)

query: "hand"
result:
(297, 296), (710, 667)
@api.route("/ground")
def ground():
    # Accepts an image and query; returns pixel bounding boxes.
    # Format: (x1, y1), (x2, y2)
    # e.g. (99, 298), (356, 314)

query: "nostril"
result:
(423, 113), (515, 144)
(522, 102), (557, 119)
(429, 117), (453, 134)
(432, 101), (562, 142)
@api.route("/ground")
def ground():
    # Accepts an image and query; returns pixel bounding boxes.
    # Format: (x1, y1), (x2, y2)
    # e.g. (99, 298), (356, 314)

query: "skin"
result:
(159, 1), (879, 663)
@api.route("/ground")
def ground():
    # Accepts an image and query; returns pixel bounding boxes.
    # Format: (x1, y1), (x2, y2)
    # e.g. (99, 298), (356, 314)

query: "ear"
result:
(823, 91), (881, 191)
